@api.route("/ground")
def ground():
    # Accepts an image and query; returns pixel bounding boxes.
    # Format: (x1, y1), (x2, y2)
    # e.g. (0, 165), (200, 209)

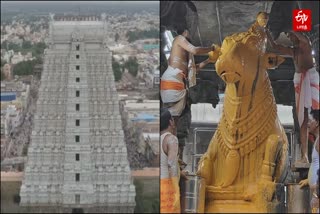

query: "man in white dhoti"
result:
(160, 28), (215, 118)
(266, 29), (319, 164)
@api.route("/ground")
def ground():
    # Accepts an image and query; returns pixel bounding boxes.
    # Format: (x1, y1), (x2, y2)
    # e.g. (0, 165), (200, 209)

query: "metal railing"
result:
(192, 127), (216, 173)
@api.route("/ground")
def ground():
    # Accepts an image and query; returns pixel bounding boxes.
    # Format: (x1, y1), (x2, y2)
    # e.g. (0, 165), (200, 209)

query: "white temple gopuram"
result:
(19, 14), (136, 213)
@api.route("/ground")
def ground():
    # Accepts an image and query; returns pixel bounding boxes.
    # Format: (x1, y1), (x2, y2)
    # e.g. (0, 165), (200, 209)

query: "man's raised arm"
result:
(265, 28), (293, 56)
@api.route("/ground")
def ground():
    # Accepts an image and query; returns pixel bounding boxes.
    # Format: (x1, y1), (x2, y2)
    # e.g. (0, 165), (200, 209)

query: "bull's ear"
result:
(263, 53), (285, 69)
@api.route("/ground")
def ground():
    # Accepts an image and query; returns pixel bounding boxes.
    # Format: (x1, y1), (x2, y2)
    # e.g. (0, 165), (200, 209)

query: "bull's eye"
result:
(268, 57), (275, 64)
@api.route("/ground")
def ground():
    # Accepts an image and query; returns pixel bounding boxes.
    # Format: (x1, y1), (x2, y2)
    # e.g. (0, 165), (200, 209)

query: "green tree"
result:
(8, 43), (21, 52)
(1, 59), (7, 67)
(2, 40), (8, 50)
(0, 71), (5, 81)
(112, 58), (123, 81)
(126, 31), (138, 43)
(31, 42), (46, 58)
(35, 42), (46, 50)
(22, 144), (28, 156)
(115, 33), (120, 42)
(34, 57), (43, 65)
(124, 57), (139, 77)
(126, 28), (159, 43)
(13, 60), (36, 76)
(1, 59), (7, 80)
(22, 40), (32, 49)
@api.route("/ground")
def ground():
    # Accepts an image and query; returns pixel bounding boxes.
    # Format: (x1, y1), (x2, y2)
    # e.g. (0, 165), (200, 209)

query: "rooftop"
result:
(131, 113), (157, 122)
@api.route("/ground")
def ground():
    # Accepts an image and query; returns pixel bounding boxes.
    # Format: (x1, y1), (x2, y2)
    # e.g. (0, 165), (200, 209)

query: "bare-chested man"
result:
(266, 29), (320, 163)
(160, 28), (215, 119)
(160, 108), (180, 213)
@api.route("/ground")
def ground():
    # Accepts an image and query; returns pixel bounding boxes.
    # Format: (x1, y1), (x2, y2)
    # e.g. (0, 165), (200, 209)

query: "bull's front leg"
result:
(196, 134), (219, 184)
(261, 134), (282, 183)
(254, 134), (282, 211)
(197, 153), (212, 182)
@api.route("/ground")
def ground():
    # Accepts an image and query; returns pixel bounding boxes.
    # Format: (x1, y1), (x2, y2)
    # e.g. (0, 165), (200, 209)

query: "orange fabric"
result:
(160, 80), (185, 90)
(160, 178), (180, 213)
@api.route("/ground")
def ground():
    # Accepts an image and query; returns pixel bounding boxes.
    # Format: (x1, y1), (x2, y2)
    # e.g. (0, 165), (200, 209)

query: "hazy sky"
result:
(2, 1), (158, 4)
(1, 1), (159, 14)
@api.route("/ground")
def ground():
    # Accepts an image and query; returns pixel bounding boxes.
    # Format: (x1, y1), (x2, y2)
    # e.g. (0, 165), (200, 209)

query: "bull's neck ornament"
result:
(197, 12), (288, 213)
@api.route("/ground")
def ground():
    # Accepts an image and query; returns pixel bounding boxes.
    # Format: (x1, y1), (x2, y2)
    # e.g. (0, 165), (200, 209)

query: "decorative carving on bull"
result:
(197, 13), (289, 213)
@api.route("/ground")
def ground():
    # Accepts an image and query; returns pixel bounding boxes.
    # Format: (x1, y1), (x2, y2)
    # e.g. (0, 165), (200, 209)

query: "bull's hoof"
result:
(243, 184), (258, 201)
(257, 180), (276, 202)
(197, 154), (212, 182)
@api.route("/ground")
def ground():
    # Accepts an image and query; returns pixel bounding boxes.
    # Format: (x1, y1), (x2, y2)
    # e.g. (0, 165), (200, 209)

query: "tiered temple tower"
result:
(20, 14), (136, 213)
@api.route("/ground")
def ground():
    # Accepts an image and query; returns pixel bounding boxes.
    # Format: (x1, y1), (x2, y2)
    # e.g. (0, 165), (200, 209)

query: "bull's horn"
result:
(209, 45), (221, 63)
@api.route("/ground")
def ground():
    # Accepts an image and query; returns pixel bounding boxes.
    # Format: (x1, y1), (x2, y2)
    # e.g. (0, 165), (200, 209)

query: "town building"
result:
(2, 63), (13, 80)
(119, 99), (159, 167)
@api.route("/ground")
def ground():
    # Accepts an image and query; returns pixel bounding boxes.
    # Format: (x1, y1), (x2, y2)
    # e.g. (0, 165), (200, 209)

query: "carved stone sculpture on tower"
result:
(71, 29), (84, 42)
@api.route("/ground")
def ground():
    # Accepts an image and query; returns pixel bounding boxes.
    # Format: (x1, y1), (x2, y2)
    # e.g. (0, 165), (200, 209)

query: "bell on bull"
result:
(196, 12), (289, 213)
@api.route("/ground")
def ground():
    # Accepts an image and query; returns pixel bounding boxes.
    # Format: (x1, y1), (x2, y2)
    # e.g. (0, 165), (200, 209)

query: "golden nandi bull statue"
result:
(197, 12), (289, 213)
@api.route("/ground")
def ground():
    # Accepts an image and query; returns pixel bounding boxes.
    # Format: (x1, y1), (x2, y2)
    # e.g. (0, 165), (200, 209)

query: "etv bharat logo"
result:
(293, 9), (311, 31)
